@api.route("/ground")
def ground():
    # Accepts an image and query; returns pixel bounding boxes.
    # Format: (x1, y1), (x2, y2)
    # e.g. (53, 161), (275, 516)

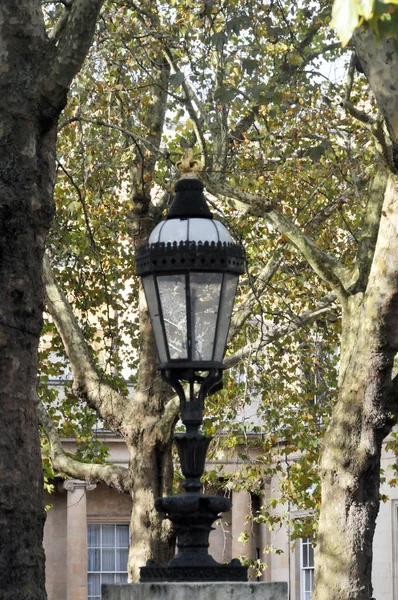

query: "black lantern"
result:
(136, 178), (244, 371)
(137, 177), (247, 582)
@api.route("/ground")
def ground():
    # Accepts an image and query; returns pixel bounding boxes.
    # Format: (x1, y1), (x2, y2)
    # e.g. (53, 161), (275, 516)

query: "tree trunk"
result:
(124, 172), (177, 581)
(127, 429), (175, 582)
(0, 2), (104, 597)
(313, 174), (398, 600)
(0, 10), (56, 598)
(314, 301), (384, 599)
(124, 279), (176, 581)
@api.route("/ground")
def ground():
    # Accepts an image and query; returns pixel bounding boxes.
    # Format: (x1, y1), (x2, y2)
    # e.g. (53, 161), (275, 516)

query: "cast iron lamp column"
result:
(136, 177), (247, 582)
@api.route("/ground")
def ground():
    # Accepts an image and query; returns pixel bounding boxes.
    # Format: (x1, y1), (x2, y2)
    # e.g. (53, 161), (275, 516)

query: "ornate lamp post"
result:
(136, 177), (247, 582)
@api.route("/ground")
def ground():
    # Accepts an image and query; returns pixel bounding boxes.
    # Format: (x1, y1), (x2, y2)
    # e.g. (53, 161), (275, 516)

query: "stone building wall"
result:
(43, 434), (398, 600)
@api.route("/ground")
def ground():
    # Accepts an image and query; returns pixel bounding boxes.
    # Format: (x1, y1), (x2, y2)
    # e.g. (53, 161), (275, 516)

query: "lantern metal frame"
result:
(136, 239), (245, 373)
(137, 178), (247, 582)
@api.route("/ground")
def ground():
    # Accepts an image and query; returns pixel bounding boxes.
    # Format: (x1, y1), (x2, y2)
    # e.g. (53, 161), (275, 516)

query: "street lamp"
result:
(136, 177), (247, 582)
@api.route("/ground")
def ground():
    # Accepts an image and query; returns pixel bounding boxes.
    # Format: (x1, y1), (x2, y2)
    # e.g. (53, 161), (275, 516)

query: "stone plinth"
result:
(102, 582), (288, 600)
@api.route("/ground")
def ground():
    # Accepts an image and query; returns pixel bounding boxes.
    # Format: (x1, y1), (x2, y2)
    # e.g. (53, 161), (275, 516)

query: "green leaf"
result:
(242, 58), (259, 75)
(331, 0), (361, 46)
(169, 72), (185, 88)
(211, 31), (228, 51)
(214, 87), (237, 103)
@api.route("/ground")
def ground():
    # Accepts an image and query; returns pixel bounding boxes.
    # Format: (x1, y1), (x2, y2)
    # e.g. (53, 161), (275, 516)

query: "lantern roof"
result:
(136, 175), (245, 278)
(166, 178), (213, 220)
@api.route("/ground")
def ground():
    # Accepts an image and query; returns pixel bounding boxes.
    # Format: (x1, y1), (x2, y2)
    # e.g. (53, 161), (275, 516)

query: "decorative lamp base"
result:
(140, 492), (248, 583)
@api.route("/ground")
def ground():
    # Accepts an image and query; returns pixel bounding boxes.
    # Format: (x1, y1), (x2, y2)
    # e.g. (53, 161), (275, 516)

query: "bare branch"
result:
(48, 2), (72, 42)
(163, 47), (209, 169)
(43, 0), (104, 110)
(340, 100), (376, 127)
(225, 293), (337, 369)
(203, 176), (351, 296)
(38, 400), (130, 493)
(344, 52), (356, 104)
(304, 42), (342, 64)
(340, 94), (394, 171)
(43, 255), (127, 429)
(356, 165), (388, 290)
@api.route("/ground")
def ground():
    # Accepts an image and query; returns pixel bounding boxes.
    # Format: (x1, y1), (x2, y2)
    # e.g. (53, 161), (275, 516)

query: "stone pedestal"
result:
(102, 582), (288, 600)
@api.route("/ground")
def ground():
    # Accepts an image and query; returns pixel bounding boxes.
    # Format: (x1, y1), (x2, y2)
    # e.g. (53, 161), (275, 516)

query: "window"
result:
(88, 524), (129, 600)
(301, 537), (314, 600)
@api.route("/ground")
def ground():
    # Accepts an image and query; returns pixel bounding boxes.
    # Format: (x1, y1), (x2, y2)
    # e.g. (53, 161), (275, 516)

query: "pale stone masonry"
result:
(102, 583), (288, 600)
(64, 480), (96, 600)
(43, 431), (398, 600)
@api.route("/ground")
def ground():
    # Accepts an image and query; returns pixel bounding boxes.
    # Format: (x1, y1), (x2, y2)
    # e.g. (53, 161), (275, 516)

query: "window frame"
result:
(300, 537), (314, 600)
(87, 522), (130, 600)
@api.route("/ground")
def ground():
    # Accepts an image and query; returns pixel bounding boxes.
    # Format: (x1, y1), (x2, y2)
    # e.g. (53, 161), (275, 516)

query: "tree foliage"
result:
(332, 0), (398, 46)
(38, 1), (398, 598)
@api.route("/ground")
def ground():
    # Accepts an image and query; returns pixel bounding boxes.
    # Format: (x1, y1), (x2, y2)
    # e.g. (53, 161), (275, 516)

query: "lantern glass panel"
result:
(141, 275), (168, 363)
(149, 219), (188, 244)
(157, 274), (188, 359)
(213, 274), (239, 362)
(190, 272), (223, 361)
(149, 218), (233, 244)
(188, 218), (221, 243)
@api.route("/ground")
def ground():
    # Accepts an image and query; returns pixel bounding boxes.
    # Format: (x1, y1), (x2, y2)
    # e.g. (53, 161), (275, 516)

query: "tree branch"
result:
(48, 2), (72, 42)
(43, 0), (104, 110)
(162, 46), (209, 169)
(203, 176), (351, 296)
(43, 255), (127, 430)
(304, 42), (342, 64)
(229, 248), (284, 338)
(58, 116), (165, 158)
(225, 293), (337, 369)
(355, 165), (388, 290)
(340, 100), (375, 127)
(38, 400), (130, 493)
(341, 100), (394, 172)
(156, 396), (179, 444)
(266, 209), (350, 296)
(231, 108), (259, 143)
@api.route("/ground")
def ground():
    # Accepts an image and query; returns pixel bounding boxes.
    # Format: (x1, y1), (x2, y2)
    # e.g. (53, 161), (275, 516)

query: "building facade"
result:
(43, 432), (398, 600)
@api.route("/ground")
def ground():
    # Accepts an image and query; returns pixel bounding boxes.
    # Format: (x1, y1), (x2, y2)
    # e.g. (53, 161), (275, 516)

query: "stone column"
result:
(63, 479), (96, 600)
(231, 490), (252, 561)
(258, 494), (271, 582)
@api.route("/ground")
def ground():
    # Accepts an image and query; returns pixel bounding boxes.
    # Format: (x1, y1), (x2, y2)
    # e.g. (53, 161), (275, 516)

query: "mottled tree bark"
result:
(126, 406), (175, 581)
(0, 6), (50, 599)
(0, 2), (103, 598)
(313, 174), (398, 600)
(311, 26), (398, 600)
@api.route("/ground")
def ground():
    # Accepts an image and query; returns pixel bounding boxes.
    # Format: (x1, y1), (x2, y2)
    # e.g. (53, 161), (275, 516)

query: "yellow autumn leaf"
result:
(358, 0), (375, 19)
(331, 0), (361, 46)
